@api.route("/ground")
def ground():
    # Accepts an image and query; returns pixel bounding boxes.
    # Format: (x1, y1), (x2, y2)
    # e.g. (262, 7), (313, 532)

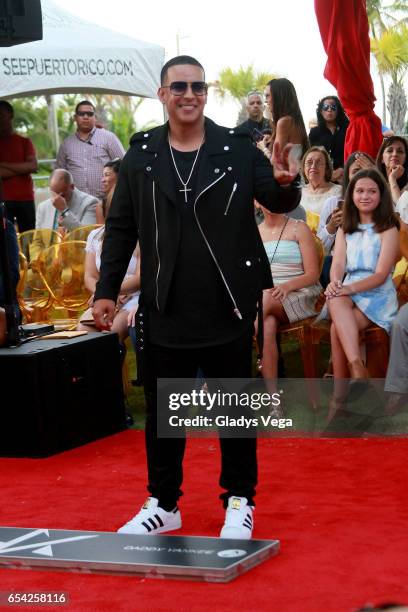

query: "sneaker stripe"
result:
(155, 514), (164, 527)
(141, 521), (152, 532)
(148, 518), (158, 529)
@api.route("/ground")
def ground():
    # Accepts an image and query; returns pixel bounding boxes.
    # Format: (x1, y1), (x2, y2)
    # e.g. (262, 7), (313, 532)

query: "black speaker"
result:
(0, 0), (42, 47)
(0, 332), (126, 457)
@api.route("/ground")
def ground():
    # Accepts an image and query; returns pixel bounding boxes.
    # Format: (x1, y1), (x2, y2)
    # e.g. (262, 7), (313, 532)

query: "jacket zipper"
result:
(224, 182), (237, 215)
(193, 174), (243, 320)
(152, 181), (161, 311)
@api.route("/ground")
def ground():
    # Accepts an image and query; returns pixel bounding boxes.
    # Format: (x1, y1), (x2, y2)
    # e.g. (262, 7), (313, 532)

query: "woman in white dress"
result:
(77, 226), (140, 342)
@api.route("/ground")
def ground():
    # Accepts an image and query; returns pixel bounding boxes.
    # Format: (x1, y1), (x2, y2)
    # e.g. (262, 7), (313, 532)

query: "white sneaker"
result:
(220, 496), (254, 540)
(117, 497), (181, 535)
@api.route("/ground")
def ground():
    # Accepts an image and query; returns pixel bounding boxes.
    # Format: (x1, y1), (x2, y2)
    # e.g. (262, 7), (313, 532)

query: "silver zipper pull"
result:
(233, 308), (243, 320)
(224, 182), (237, 215)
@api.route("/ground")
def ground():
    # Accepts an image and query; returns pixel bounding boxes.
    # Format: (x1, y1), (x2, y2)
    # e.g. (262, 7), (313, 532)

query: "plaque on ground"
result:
(0, 527), (279, 582)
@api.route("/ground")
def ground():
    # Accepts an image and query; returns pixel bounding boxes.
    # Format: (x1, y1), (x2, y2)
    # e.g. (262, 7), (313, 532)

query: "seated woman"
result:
(326, 168), (399, 386)
(95, 158), (121, 224)
(257, 209), (321, 384)
(308, 96), (349, 183)
(317, 151), (375, 287)
(300, 146), (342, 216)
(376, 136), (408, 205)
(77, 190), (140, 344)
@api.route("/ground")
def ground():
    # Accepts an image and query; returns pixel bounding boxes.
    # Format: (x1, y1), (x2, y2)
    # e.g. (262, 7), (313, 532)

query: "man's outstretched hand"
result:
(272, 142), (300, 185)
(92, 298), (115, 330)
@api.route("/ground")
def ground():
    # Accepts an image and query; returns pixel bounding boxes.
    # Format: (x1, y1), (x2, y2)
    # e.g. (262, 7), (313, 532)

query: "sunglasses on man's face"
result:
(322, 103), (337, 112)
(162, 81), (208, 96)
(76, 111), (95, 117)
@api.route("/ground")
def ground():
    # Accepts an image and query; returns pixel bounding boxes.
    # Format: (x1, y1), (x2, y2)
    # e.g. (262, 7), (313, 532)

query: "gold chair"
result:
(306, 210), (320, 234)
(278, 235), (325, 378)
(37, 240), (90, 319)
(17, 251), (55, 323)
(64, 224), (103, 243)
(18, 229), (62, 264)
(393, 226), (408, 306)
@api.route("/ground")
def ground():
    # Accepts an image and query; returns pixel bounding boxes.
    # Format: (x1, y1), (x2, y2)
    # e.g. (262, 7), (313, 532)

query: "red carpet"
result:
(1, 432), (408, 612)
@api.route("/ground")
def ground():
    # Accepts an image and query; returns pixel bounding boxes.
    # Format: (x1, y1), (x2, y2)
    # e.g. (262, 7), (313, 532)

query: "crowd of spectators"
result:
(1, 89), (408, 413)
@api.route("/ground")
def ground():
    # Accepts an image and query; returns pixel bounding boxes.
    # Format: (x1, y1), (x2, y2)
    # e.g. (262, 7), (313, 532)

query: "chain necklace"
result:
(268, 216), (289, 265)
(168, 134), (205, 203)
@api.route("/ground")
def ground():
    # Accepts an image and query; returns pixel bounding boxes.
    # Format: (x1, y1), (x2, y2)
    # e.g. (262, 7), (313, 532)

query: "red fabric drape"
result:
(314, 0), (383, 162)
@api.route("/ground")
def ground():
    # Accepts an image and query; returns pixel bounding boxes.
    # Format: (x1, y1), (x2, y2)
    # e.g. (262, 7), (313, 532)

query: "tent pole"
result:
(45, 94), (59, 156)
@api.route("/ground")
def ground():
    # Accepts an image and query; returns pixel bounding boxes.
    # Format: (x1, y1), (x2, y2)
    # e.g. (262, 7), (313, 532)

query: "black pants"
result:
(143, 329), (257, 509)
(5, 201), (36, 233)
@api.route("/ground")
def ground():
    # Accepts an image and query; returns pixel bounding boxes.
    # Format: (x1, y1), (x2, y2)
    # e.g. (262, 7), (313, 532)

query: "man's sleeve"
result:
(61, 196), (98, 231)
(94, 154), (138, 302)
(24, 137), (36, 160)
(253, 147), (301, 214)
(107, 132), (126, 160)
(55, 142), (66, 169)
(35, 201), (43, 229)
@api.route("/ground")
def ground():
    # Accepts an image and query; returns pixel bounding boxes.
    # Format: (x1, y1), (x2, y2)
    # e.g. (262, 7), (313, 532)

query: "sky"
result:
(51, 0), (387, 129)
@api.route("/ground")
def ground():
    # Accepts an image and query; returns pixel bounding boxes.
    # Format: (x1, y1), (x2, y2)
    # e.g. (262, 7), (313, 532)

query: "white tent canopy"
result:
(0, 0), (165, 99)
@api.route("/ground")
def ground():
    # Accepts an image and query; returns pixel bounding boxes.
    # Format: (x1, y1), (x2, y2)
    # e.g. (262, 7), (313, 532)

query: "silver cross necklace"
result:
(168, 134), (205, 203)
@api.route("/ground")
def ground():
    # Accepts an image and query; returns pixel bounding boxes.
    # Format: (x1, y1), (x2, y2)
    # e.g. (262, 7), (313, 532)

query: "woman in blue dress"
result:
(326, 168), (400, 380)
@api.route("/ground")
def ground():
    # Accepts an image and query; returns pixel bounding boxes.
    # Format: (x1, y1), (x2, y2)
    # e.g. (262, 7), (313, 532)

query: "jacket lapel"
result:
(195, 118), (230, 197)
(148, 123), (178, 205)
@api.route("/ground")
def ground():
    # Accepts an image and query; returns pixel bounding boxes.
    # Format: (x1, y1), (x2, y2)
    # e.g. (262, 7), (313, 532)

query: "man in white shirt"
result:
(36, 169), (98, 231)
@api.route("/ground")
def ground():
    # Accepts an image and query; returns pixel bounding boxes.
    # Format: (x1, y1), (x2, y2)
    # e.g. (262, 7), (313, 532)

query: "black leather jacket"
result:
(95, 118), (301, 318)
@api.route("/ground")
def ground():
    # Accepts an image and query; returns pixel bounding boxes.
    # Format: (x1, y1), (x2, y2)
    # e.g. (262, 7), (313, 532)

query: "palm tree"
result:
(367, 0), (408, 124)
(211, 65), (276, 126)
(371, 24), (408, 132)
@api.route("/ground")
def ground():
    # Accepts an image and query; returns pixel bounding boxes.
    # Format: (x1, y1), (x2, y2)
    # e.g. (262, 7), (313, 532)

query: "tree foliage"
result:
(366, 0), (408, 131)
(370, 23), (408, 131)
(211, 65), (276, 125)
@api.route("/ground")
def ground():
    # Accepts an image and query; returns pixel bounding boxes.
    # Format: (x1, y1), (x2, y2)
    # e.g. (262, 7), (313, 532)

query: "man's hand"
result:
(92, 298), (115, 330)
(272, 142), (300, 185)
(52, 193), (67, 212)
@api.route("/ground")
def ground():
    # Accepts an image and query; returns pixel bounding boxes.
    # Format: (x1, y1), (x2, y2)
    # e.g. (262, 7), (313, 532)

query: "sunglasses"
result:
(76, 111), (95, 117)
(322, 103), (337, 112)
(162, 81), (208, 96)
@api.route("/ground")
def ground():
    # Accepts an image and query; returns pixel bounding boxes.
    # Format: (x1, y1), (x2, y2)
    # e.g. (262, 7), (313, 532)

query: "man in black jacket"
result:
(238, 91), (270, 141)
(93, 56), (300, 539)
